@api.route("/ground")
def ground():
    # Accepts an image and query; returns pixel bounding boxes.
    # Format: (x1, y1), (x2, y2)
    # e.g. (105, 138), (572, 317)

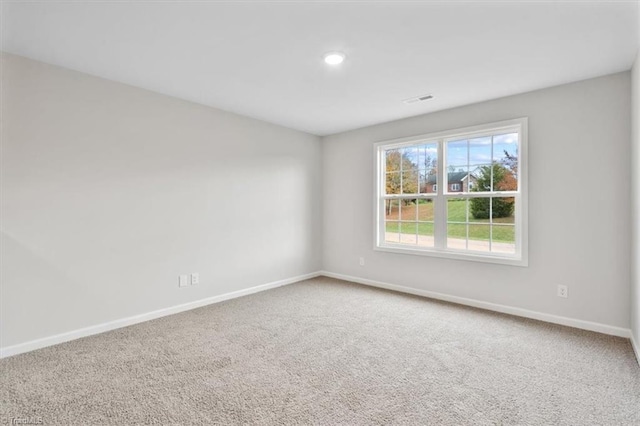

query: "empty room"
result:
(1, 0), (639, 424)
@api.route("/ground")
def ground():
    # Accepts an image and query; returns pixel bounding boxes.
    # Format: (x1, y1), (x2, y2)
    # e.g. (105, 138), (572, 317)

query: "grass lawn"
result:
(385, 221), (434, 236)
(385, 199), (515, 242)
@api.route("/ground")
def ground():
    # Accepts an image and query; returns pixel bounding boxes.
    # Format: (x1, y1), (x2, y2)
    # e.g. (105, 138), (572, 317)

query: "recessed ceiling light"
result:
(323, 52), (345, 65)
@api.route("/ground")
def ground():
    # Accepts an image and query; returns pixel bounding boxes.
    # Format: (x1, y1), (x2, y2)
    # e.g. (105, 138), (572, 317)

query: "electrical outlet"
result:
(190, 273), (199, 285)
(178, 275), (189, 288)
(359, 257), (365, 266)
(557, 285), (568, 298)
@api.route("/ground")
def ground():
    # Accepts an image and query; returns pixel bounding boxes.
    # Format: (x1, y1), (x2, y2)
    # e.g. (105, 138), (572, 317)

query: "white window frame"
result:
(373, 118), (528, 266)
(450, 183), (461, 192)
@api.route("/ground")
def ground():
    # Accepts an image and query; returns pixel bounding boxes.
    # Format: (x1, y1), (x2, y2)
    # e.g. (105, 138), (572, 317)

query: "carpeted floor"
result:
(1, 277), (639, 425)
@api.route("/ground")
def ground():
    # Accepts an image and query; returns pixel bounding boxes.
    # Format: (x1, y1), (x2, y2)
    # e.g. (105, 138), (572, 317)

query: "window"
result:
(374, 118), (527, 266)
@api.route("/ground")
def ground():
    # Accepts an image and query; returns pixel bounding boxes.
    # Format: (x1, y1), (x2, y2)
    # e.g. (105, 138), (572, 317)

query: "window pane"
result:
(402, 170), (418, 194)
(493, 133), (518, 162)
(467, 173), (477, 193)
(492, 225), (515, 254)
(447, 167), (468, 193)
(418, 143), (438, 194)
(417, 222), (434, 248)
(399, 222), (417, 244)
(447, 223), (467, 250)
(468, 224), (491, 252)
(384, 199), (400, 220)
(419, 171), (434, 194)
(493, 162), (518, 192)
(491, 197), (515, 223)
(467, 197), (515, 222)
(469, 136), (492, 168)
(417, 143), (438, 171)
(385, 172), (401, 195)
(493, 133), (518, 191)
(469, 197), (490, 222)
(471, 165), (493, 192)
(400, 199), (417, 221)
(447, 198), (467, 223)
(402, 146), (418, 171)
(417, 199), (435, 221)
(385, 149), (401, 173)
(446, 139), (467, 168)
(385, 221), (400, 243)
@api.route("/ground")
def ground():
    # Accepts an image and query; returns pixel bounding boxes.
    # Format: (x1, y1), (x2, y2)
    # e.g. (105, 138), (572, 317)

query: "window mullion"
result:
(434, 139), (446, 249)
(378, 148), (385, 246)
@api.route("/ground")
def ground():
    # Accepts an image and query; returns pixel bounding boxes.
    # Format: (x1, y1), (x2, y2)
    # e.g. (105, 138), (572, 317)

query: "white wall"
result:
(323, 72), (631, 330)
(631, 49), (640, 348)
(1, 51), (635, 353)
(0, 53), (322, 348)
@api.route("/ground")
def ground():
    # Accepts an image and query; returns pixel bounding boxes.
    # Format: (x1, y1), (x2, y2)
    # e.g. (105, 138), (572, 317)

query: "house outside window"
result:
(374, 118), (528, 266)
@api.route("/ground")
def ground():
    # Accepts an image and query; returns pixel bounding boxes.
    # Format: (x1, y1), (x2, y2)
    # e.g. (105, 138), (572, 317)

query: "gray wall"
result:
(323, 72), (631, 329)
(0, 53), (323, 348)
(632, 49), (640, 347)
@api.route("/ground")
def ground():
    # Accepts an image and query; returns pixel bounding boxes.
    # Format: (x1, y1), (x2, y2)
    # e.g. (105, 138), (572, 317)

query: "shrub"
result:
(470, 197), (514, 219)
(470, 163), (515, 219)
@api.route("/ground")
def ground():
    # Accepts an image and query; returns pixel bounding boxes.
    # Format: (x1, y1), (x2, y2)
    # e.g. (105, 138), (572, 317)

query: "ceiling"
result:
(2, 1), (639, 136)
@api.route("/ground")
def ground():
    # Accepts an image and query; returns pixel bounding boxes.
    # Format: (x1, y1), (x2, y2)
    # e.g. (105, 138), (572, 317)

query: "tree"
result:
(469, 163), (515, 219)
(422, 155), (437, 174)
(502, 149), (518, 173)
(420, 153), (437, 193)
(385, 150), (418, 214)
(496, 150), (518, 191)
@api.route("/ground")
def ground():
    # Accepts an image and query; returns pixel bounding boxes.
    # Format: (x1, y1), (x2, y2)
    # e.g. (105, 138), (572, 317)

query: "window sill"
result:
(374, 243), (528, 267)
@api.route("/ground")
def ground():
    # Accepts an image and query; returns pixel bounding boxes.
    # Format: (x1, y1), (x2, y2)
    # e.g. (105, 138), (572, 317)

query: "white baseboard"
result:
(320, 271), (632, 339)
(4, 270), (634, 362)
(0, 271), (321, 359)
(631, 334), (640, 367)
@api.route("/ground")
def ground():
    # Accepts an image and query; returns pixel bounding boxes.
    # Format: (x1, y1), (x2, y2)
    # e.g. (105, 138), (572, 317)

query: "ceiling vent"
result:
(403, 94), (434, 104)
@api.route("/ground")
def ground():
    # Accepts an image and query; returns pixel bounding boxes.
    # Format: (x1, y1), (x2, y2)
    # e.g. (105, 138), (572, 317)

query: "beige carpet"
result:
(1, 277), (639, 425)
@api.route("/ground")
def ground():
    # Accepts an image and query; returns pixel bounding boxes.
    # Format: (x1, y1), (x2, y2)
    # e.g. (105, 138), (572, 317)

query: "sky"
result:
(447, 133), (518, 169)
(388, 133), (518, 173)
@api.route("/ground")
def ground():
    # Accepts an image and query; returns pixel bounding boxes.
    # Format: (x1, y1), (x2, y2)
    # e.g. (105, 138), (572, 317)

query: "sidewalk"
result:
(385, 232), (515, 254)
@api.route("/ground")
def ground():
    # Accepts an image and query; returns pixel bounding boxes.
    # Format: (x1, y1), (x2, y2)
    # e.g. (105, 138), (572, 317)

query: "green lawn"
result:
(385, 199), (514, 242)
(385, 221), (434, 236)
